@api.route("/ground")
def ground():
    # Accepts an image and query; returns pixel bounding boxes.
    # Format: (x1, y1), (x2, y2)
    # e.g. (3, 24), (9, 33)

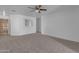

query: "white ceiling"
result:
(0, 5), (60, 17)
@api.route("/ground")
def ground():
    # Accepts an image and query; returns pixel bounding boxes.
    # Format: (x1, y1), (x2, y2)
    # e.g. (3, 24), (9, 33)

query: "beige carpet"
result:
(0, 33), (78, 53)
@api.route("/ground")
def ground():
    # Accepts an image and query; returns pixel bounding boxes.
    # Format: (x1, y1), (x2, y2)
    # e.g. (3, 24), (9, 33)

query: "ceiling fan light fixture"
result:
(35, 10), (39, 13)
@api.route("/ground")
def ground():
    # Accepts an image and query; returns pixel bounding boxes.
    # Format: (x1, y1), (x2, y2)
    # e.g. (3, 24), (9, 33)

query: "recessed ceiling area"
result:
(0, 5), (60, 16)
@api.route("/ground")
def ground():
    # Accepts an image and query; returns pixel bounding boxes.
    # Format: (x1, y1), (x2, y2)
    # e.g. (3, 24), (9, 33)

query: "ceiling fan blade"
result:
(26, 10), (35, 14)
(30, 10), (35, 12)
(28, 7), (35, 9)
(40, 9), (47, 11)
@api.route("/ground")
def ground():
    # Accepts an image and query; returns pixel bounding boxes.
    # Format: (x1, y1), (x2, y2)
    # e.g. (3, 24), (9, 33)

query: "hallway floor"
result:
(0, 33), (78, 53)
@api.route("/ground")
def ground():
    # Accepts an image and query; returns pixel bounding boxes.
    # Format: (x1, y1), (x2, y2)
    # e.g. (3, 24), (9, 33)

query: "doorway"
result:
(0, 19), (8, 35)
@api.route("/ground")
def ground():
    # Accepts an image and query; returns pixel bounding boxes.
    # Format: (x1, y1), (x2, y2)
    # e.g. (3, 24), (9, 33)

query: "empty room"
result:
(0, 5), (79, 53)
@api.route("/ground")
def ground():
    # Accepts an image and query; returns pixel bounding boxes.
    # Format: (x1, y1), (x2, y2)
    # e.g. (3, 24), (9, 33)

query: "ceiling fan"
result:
(28, 5), (47, 13)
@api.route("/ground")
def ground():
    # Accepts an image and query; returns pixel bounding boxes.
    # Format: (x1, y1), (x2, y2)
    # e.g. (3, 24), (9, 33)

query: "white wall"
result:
(36, 15), (41, 33)
(10, 15), (36, 36)
(41, 6), (79, 42)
